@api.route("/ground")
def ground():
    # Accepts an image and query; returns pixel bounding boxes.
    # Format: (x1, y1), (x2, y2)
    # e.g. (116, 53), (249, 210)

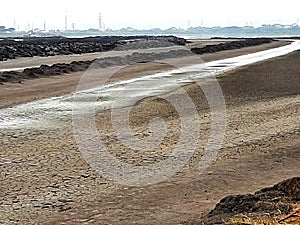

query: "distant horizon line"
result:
(1, 22), (300, 33)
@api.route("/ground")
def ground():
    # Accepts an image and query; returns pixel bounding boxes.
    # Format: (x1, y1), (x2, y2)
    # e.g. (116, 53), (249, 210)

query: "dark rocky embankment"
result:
(0, 36), (187, 61)
(191, 38), (273, 55)
(0, 49), (192, 84)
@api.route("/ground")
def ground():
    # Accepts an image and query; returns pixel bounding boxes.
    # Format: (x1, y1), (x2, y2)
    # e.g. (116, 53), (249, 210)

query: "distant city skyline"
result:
(1, 0), (299, 31)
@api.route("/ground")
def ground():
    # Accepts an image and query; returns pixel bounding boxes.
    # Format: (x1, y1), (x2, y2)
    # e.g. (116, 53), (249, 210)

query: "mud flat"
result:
(1, 45), (299, 224)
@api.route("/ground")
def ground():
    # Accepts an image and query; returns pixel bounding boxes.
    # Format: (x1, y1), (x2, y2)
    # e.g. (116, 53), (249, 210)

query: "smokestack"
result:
(65, 12), (68, 31)
(98, 12), (103, 31)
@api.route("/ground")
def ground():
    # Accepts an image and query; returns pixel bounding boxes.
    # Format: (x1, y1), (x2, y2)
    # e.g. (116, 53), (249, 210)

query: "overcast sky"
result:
(1, 0), (299, 30)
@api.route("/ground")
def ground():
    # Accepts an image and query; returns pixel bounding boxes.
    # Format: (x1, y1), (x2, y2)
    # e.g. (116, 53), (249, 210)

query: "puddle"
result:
(0, 66), (40, 72)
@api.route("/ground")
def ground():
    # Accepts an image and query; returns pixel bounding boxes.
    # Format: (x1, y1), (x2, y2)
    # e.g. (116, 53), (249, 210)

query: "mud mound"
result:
(191, 38), (273, 55)
(258, 177), (300, 200)
(188, 177), (300, 224)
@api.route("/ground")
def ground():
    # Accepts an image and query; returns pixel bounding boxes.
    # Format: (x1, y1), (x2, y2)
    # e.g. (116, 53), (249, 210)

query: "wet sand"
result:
(1, 41), (299, 224)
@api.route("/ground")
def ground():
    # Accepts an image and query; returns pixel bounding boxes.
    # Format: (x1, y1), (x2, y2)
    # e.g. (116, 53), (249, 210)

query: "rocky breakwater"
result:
(0, 49), (193, 84)
(191, 38), (273, 55)
(0, 36), (187, 61)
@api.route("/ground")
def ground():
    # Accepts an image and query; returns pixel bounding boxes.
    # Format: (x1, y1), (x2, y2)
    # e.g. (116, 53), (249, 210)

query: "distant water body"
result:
(1, 30), (299, 39)
(178, 34), (300, 39)
(64, 31), (300, 40)
(65, 33), (300, 39)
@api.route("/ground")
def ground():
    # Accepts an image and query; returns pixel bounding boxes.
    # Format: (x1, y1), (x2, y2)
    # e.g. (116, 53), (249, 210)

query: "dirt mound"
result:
(188, 177), (300, 224)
